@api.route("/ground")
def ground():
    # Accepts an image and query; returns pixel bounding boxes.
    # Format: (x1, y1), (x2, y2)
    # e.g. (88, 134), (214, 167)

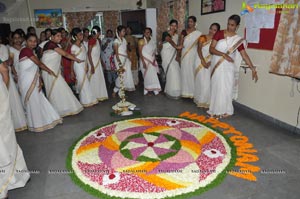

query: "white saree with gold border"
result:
(161, 34), (181, 98)
(87, 39), (108, 101)
(194, 39), (212, 108)
(18, 55), (62, 132)
(0, 75), (30, 198)
(5, 46), (27, 131)
(113, 38), (135, 91)
(42, 48), (83, 117)
(208, 34), (244, 116)
(181, 30), (202, 98)
(140, 38), (161, 92)
(71, 44), (98, 107)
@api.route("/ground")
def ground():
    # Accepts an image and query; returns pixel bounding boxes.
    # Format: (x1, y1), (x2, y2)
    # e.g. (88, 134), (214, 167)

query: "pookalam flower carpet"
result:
(67, 113), (260, 199)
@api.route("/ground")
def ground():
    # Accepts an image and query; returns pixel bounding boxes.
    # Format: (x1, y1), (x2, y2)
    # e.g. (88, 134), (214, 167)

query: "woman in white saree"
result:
(87, 26), (108, 101)
(0, 60), (30, 199)
(194, 23), (220, 108)
(161, 20), (182, 99)
(18, 34), (62, 132)
(208, 15), (258, 118)
(7, 31), (28, 132)
(0, 33), (28, 132)
(139, 27), (161, 95)
(112, 25), (135, 97)
(179, 16), (202, 98)
(70, 28), (98, 107)
(8, 32), (22, 75)
(41, 29), (83, 117)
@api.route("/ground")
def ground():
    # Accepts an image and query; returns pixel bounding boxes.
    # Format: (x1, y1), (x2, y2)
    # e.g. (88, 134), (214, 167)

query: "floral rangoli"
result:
(67, 117), (236, 199)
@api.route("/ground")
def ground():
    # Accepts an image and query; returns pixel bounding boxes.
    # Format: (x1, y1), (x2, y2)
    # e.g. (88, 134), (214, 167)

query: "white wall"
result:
(28, 0), (147, 12)
(190, 0), (300, 128)
(0, 0), (147, 32)
(0, 0), (31, 31)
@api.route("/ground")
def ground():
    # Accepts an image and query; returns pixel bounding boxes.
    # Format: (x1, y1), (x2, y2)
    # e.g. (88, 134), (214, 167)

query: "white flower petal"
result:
(139, 147), (160, 159)
(203, 149), (224, 158)
(166, 120), (181, 126)
(103, 172), (120, 185)
(154, 141), (176, 149)
(75, 148), (102, 164)
(94, 132), (106, 139)
(122, 142), (147, 150)
(143, 134), (159, 143)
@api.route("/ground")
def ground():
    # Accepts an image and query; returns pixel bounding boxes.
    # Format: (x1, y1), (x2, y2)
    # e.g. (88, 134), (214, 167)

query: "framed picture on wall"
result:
(201, 0), (226, 15)
(34, 9), (63, 28)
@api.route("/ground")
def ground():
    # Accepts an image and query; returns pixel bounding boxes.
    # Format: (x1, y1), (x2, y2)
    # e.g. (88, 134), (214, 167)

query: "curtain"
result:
(174, 0), (187, 33)
(270, 0), (300, 79)
(65, 11), (97, 31)
(157, 0), (187, 50)
(157, 2), (170, 48)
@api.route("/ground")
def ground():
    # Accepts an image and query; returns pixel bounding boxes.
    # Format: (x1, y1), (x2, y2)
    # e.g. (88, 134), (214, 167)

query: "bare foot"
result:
(208, 114), (216, 118)
(220, 114), (231, 119)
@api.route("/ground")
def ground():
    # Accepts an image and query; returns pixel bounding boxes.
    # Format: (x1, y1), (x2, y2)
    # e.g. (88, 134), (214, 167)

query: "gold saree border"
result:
(194, 100), (210, 108)
(82, 100), (98, 108)
(97, 97), (108, 102)
(28, 118), (62, 133)
(181, 94), (194, 99)
(211, 38), (244, 78)
(194, 54), (212, 78)
(181, 38), (199, 60)
(15, 126), (28, 132)
(88, 58), (101, 80)
(47, 71), (61, 99)
(78, 66), (88, 95)
(24, 70), (39, 105)
(0, 145), (19, 194)
(60, 106), (84, 118)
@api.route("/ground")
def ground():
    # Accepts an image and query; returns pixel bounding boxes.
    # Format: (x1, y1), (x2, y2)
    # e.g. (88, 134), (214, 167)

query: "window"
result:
(62, 14), (67, 30)
(168, 1), (174, 20)
(185, 0), (189, 28)
(87, 12), (104, 39)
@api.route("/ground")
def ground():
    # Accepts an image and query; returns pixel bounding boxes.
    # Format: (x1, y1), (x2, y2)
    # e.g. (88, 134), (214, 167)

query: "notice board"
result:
(245, 9), (281, 50)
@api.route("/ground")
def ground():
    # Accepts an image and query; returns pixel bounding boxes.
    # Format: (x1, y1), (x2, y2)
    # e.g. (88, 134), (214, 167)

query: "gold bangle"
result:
(222, 54), (226, 58)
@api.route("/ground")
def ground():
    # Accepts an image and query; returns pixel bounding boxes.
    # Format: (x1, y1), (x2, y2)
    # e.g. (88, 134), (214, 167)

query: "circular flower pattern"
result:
(119, 133), (181, 162)
(68, 117), (235, 199)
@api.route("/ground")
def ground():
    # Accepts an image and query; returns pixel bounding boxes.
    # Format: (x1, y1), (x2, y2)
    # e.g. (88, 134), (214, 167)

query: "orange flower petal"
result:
(130, 119), (154, 126)
(143, 126), (172, 133)
(138, 173), (186, 190)
(180, 140), (201, 155)
(102, 135), (119, 150)
(199, 131), (216, 145)
(76, 142), (102, 155)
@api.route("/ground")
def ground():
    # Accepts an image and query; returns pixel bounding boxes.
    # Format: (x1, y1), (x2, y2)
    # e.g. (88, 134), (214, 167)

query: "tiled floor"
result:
(9, 87), (300, 199)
